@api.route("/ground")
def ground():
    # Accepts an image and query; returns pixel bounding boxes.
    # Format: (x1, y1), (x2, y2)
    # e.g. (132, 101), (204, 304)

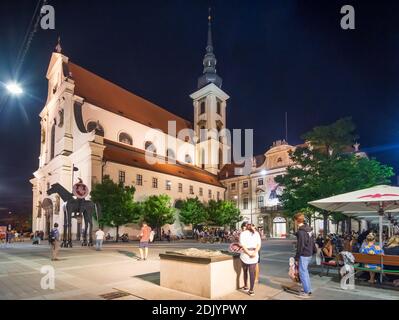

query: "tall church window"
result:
(201, 149), (205, 169)
(217, 101), (221, 115)
(243, 198), (249, 210)
(50, 123), (56, 160)
(218, 148), (223, 170)
(200, 101), (206, 115)
(119, 132), (133, 145)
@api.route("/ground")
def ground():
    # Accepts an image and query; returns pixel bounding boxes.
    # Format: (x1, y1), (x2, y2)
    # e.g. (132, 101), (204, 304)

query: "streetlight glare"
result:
(6, 82), (23, 95)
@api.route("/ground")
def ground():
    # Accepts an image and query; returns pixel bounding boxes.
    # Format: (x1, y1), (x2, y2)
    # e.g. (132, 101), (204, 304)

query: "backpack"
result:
(49, 229), (57, 243)
(149, 230), (155, 243)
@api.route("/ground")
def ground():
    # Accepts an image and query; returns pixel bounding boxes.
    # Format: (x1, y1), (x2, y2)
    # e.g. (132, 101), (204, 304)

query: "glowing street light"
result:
(5, 82), (23, 95)
(260, 169), (267, 175)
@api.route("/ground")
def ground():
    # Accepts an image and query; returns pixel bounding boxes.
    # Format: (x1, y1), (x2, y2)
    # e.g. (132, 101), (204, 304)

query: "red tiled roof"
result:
(68, 62), (192, 134)
(103, 139), (224, 188)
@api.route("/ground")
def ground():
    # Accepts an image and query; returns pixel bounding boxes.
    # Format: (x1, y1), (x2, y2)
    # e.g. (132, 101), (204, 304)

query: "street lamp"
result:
(5, 82), (23, 95)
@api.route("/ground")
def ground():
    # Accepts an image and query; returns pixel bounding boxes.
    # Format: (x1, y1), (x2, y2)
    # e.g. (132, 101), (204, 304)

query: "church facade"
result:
(30, 17), (301, 239)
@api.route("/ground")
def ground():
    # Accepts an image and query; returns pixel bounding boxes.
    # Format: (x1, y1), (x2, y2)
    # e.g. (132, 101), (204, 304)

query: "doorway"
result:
(272, 216), (287, 238)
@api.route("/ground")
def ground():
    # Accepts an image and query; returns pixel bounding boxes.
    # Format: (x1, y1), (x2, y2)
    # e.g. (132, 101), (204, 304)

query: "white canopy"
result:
(309, 185), (399, 213)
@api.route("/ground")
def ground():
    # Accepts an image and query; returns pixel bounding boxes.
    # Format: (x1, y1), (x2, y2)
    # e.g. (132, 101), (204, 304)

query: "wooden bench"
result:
(352, 253), (399, 278)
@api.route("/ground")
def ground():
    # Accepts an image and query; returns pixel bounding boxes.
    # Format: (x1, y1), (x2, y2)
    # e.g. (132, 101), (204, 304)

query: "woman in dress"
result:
(360, 233), (384, 284)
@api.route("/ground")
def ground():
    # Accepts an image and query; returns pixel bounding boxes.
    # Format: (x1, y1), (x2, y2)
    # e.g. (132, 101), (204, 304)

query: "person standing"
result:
(239, 222), (261, 296)
(294, 212), (316, 298)
(138, 221), (152, 261)
(95, 228), (105, 251)
(50, 223), (60, 261)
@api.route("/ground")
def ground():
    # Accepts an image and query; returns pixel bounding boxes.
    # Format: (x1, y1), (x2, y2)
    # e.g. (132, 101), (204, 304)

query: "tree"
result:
(91, 176), (140, 242)
(206, 200), (242, 227)
(301, 117), (358, 154)
(178, 197), (206, 237)
(276, 118), (394, 238)
(141, 194), (175, 240)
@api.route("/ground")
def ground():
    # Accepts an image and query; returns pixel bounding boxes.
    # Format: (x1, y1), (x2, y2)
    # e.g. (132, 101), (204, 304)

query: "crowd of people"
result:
(0, 229), (27, 245)
(316, 228), (399, 285)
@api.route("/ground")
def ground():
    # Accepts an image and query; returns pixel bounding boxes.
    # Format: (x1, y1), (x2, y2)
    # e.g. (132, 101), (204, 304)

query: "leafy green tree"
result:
(179, 197), (207, 237)
(91, 176), (140, 242)
(276, 119), (394, 237)
(141, 194), (175, 240)
(206, 200), (241, 227)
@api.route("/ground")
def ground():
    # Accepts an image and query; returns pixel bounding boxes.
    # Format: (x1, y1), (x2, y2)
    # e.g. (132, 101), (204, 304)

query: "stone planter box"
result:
(159, 251), (243, 298)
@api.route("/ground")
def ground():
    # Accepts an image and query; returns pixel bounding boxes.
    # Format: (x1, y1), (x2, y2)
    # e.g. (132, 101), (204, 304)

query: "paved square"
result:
(0, 239), (398, 300)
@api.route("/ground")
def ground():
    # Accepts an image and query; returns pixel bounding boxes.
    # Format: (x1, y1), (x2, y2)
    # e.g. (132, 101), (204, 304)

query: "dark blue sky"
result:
(1, 0), (399, 218)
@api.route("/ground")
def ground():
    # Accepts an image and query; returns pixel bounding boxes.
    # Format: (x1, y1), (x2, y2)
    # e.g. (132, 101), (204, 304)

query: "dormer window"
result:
(119, 132), (133, 145)
(145, 141), (157, 155)
(87, 121), (104, 137)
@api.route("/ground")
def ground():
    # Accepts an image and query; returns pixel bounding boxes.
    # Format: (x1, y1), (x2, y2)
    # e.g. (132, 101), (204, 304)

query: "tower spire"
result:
(197, 8), (222, 89)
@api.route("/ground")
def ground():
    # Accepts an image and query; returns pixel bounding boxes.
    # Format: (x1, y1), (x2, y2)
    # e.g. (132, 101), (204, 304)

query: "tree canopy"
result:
(90, 176), (141, 239)
(141, 194), (175, 236)
(206, 200), (241, 227)
(178, 197), (207, 227)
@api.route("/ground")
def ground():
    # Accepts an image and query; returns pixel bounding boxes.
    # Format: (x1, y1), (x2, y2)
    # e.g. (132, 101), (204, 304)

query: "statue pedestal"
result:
(159, 251), (243, 298)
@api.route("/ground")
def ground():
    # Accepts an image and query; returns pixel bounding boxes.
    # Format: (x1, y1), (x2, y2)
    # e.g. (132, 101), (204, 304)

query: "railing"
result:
(260, 205), (283, 213)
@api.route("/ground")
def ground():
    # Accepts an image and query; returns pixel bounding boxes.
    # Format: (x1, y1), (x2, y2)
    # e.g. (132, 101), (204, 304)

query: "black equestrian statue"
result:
(47, 183), (101, 248)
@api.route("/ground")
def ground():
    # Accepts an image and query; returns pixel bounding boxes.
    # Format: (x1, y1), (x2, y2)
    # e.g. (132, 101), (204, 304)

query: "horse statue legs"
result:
(61, 207), (68, 248)
(81, 210), (94, 246)
(66, 207), (73, 248)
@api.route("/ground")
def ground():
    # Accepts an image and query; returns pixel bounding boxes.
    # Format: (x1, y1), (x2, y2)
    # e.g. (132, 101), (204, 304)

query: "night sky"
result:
(1, 0), (399, 220)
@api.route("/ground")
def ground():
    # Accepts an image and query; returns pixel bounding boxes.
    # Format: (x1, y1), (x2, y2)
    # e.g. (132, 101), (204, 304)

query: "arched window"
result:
(119, 132), (133, 145)
(166, 148), (175, 159)
(50, 123), (56, 160)
(87, 121), (104, 137)
(200, 101), (206, 115)
(145, 141), (157, 154)
(185, 154), (192, 164)
(201, 148), (205, 169)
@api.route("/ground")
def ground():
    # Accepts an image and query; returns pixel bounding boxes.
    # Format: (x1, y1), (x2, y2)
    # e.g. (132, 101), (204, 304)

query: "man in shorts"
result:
(138, 221), (152, 261)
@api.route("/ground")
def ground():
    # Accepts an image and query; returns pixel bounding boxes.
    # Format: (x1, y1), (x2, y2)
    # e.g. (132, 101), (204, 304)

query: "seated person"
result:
(360, 233), (384, 284)
(343, 235), (353, 252)
(383, 235), (399, 282)
(322, 237), (335, 262)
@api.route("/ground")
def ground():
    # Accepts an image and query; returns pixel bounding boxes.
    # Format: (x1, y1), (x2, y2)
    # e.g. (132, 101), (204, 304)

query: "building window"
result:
(217, 101), (221, 115)
(118, 171), (125, 184)
(145, 141), (157, 154)
(178, 183), (183, 193)
(166, 180), (171, 190)
(243, 198), (249, 210)
(152, 177), (158, 189)
(119, 132), (133, 145)
(87, 121), (104, 137)
(190, 185), (194, 194)
(50, 123), (56, 160)
(136, 174), (143, 186)
(166, 148), (175, 159)
(199, 187), (203, 196)
(185, 154), (192, 164)
(257, 195), (264, 208)
(200, 101), (206, 115)
(243, 181), (249, 189)
(217, 191), (220, 200)
(258, 178), (264, 186)
(208, 189), (212, 198)
(231, 183), (236, 191)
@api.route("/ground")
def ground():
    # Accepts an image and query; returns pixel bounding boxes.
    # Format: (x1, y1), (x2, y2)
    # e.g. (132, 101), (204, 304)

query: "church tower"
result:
(190, 10), (230, 175)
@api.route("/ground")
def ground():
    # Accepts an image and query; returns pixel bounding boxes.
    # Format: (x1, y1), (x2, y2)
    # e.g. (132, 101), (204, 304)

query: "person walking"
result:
(137, 221), (152, 261)
(50, 223), (60, 261)
(239, 222), (261, 296)
(95, 228), (105, 251)
(294, 212), (316, 298)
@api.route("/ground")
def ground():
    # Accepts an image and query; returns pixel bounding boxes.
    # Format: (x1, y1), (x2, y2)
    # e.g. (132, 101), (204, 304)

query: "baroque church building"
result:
(31, 16), (301, 239)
